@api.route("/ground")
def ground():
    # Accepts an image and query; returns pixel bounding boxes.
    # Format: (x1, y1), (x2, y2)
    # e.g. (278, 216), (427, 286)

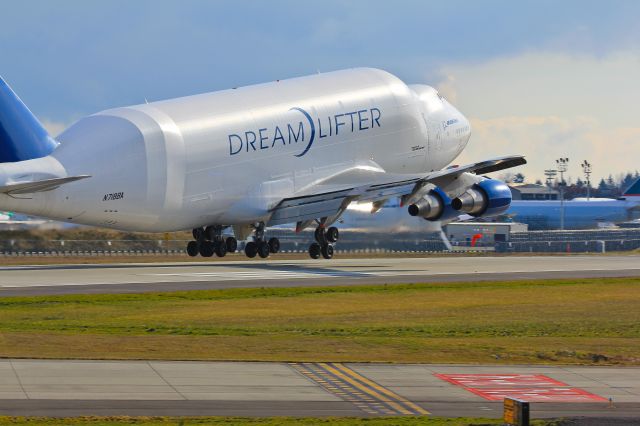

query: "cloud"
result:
(456, 115), (640, 183)
(41, 119), (68, 138)
(437, 52), (640, 181)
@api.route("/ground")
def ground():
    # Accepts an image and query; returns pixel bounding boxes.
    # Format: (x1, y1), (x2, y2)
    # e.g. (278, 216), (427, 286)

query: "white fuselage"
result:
(0, 68), (471, 232)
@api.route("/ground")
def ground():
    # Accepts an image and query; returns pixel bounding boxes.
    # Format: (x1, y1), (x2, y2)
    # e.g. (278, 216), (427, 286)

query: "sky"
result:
(1, 0), (639, 183)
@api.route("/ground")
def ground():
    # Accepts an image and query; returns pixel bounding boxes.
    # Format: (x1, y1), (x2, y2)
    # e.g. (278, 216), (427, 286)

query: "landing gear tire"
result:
(257, 241), (270, 258)
(199, 241), (215, 257)
(314, 227), (327, 244)
(268, 237), (280, 254)
(326, 227), (339, 243)
(187, 241), (199, 257)
(245, 241), (258, 258)
(309, 242), (321, 259)
(321, 244), (334, 259)
(192, 228), (204, 241)
(204, 226), (217, 241)
(215, 241), (227, 257)
(226, 237), (238, 253)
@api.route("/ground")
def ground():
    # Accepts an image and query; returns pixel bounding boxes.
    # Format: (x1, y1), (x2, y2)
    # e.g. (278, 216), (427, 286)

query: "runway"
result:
(0, 359), (639, 419)
(1, 255), (640, 296)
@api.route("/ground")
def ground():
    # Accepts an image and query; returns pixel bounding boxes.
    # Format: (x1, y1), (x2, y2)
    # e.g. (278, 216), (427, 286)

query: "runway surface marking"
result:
(435, 374), (608, 402)
(290, 362), (429, 416)
(141, 269), (391, 280)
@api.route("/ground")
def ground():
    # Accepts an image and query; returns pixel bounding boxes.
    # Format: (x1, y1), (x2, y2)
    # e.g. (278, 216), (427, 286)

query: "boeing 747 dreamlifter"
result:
(0, 68), (525, 259)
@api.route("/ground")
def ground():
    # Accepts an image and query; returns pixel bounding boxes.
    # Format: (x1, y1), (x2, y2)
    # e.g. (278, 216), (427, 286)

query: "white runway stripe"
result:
(141, 269), (380, 280)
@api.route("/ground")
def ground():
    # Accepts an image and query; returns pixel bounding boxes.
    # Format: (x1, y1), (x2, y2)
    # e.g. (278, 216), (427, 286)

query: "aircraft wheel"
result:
(186, 241), (199, 257)
(321, 244), (334, 260)
(192, 227), (205, 241)
(268, 237), (280, 254)
(226, 237), (238, 253)
(199, 241), (215, 257)
(257, 241), (271, 258)
(204, 226), (217, 241)
(245, 241), (258, 258)
(309, 242), (321, 259)
(314, 227), (327, 244)
(326, 227), (339, 243)
(215, 241), (227, 257)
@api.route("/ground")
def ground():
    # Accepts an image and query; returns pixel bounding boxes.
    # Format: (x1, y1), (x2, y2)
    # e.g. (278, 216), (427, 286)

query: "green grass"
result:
(0, 278), (639, 364)
(0, 416), (561, 426)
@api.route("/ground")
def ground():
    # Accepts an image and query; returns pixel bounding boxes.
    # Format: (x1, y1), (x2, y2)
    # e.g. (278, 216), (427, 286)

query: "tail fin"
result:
(623, 176), (640, 197)
(0, 76), (58, 163)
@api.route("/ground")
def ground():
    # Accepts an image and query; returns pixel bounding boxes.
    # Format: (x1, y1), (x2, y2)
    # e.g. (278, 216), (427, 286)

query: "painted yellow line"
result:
(319, 362), (413, 415)
(332, 363), (430, 415)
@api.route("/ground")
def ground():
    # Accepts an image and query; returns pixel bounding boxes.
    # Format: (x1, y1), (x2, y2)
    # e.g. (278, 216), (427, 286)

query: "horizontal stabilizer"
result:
(0, 175), (90, 195)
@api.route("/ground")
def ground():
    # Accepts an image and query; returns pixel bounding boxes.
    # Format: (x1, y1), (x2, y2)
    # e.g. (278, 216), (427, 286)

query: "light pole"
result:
(581, 160), (592, 201)
(544, 169), (557, 200)
(556, 158), (569, 230)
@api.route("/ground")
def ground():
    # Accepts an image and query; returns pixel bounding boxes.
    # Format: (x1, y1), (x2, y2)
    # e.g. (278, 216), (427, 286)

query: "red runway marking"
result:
(435, 373), (607, 402)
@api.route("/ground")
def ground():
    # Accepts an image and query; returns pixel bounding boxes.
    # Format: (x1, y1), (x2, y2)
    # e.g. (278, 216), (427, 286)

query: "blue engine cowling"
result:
(407, 187), (459, 222)
(451, 179), (512, 217)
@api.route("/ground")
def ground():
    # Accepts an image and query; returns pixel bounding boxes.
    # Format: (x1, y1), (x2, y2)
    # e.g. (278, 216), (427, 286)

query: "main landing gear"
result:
(244, 222), (280, 259)
(309, 226), (339, 259)
(186, 226), (238, 258)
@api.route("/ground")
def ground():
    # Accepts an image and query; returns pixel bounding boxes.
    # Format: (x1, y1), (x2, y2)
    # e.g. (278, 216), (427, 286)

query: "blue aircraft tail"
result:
(0, 76), (58, 163)
(623, 177), (640, 197)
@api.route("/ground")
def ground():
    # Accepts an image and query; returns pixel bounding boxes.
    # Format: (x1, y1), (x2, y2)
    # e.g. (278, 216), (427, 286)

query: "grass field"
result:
(0, 278), (639, 364)
(0, 417), (561, 426)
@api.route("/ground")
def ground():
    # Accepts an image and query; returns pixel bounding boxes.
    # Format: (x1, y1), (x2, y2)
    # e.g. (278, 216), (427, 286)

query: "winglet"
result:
(0, 76), (58, 163)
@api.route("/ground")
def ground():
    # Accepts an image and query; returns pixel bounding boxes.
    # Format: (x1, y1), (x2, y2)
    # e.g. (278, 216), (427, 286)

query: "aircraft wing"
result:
(268, 155), (525, 226)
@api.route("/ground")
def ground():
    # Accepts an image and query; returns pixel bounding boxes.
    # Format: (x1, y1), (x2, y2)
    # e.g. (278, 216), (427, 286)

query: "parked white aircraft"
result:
(0, 68), (524, 259)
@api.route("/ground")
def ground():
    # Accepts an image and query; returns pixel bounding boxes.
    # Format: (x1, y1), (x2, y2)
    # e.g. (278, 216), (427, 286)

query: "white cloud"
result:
(41, 119), (68, 138)
(437, 52), (640, 182)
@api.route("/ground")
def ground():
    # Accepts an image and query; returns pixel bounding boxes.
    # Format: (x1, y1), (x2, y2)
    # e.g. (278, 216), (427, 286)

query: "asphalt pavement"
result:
(1, 254), (639, 296)
(0, 360), (638, 420)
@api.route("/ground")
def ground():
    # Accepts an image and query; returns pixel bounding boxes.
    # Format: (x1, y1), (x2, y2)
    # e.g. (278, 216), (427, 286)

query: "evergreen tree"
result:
(597, 178), (608, 191)
(513, 172), (525, 183)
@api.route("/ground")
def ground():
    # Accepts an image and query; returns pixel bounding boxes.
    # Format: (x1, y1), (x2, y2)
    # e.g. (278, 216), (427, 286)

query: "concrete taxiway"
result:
(0, 255), (639, 296)
(0, 360), (639, 419)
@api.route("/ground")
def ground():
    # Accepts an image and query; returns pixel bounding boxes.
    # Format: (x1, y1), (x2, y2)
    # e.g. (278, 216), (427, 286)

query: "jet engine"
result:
(451, 179), (511, 217)
(407, 188), (458, 221)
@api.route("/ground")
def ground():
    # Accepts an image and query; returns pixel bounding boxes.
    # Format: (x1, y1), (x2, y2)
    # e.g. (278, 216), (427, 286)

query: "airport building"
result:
(444, 222), (528, 247)
(510, 183), (559, 200)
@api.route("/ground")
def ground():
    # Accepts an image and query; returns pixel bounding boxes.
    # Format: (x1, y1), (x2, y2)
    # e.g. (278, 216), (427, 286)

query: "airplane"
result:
(501, 180), (640, 229)
(0, 67), (525, 259)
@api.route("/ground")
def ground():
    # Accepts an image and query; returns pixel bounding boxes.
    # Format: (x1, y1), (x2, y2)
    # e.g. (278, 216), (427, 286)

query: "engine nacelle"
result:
(407, 188), (458, 221)
(451, 179), (511, 217)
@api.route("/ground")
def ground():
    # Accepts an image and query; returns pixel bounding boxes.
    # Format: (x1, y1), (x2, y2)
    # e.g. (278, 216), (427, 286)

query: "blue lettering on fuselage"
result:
(442, 118), (458, 130)
(228, 106), (382, 157)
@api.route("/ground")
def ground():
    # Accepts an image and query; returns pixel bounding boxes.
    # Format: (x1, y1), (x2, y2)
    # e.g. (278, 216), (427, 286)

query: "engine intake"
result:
(451, 179), (511, 217)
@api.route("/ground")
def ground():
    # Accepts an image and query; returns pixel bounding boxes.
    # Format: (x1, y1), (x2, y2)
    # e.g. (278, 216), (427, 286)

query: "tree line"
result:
(502, 171), (640, 199)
